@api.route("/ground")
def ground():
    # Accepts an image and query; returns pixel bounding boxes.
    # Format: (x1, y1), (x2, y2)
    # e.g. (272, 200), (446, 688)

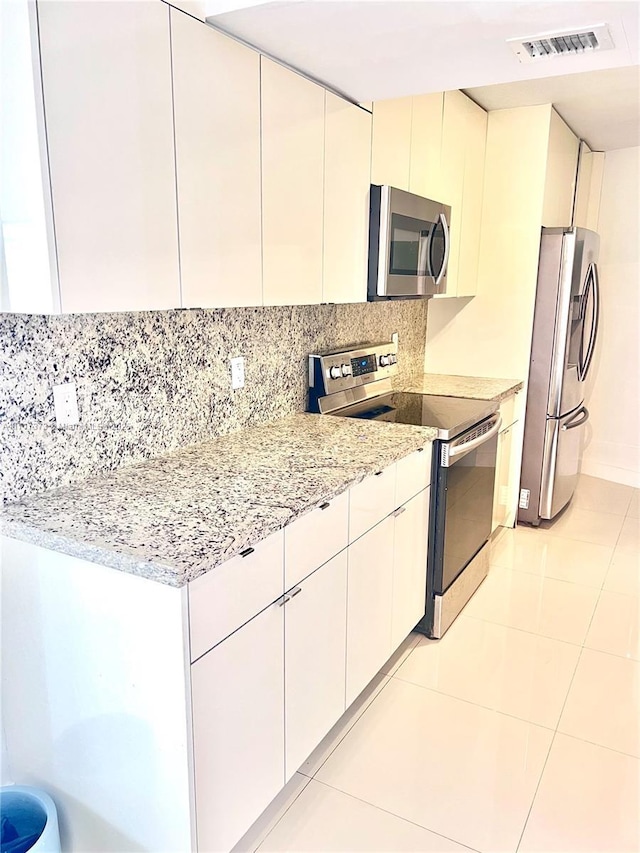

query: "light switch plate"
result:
(230, 357), (245, 390)
(53, 382), (79, 426)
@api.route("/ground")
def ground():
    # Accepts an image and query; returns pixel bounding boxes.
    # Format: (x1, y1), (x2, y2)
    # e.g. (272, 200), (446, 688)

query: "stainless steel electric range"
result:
(309, 341), (501, 638)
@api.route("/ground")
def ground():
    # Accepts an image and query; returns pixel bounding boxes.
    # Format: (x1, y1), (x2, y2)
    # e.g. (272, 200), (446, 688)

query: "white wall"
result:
(581, 146), (640, 487)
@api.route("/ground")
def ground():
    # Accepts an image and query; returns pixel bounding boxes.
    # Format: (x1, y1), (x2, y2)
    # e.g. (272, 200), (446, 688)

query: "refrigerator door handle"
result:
(561, 406), (589, 431)
(578, 263), (600, 381)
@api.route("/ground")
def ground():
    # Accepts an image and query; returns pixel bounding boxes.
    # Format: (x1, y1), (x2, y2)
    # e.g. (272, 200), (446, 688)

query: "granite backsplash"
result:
(1, 300), (428, 504)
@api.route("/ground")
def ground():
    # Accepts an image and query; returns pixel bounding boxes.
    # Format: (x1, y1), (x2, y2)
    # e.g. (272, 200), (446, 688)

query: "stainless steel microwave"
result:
(367, 185), (451, 300)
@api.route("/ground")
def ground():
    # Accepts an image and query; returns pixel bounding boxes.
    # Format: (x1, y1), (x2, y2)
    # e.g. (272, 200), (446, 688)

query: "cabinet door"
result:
(261, 58), (325, 305)
(437, 91), (466, 296)
(370, 97), (412, 190)
(191, 601), (285, 853)
(171, 11), (262, 308)
(391, 487), (430, 650)
(284, 551), (347, 780)
(346, 515), (394, 706)
(38, 1), (180, 312)
(409, 93), (443, 201)
(492, 425), (514, 531)
(456, 98), (487, 298)
(323, 94), (371, 304)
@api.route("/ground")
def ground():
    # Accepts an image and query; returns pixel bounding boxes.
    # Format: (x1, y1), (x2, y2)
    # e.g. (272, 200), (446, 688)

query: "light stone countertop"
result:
(400, 373), (523, 403)
(1, 413), (436, 588)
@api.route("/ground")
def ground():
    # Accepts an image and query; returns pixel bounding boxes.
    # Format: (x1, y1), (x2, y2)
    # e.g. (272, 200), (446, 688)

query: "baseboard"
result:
(580, 459), (640, 489)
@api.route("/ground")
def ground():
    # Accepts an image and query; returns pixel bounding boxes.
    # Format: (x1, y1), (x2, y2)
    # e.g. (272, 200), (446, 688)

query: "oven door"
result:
(370, 185), (451, 298)
(431, 416), (501, 595)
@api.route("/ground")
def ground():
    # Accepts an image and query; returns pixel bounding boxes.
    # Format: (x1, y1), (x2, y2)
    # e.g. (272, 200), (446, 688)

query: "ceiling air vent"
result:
(507, 24), (614, 63)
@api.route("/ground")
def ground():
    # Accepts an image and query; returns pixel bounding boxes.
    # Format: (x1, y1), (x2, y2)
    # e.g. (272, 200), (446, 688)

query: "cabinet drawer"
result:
(395, 445), (432, 507)
(285, 490), (349, 589)
(349, 463), (397, 543)
(500, 394), (518, 431)
(188, 528), (284, 662)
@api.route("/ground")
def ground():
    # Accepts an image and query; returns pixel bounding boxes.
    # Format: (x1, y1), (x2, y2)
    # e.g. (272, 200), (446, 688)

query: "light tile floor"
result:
(235, 475), (640, 853)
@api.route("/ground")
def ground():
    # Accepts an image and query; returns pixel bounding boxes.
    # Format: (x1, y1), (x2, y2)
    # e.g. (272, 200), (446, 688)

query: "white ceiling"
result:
(205, 0), (640, 150)
(466, 65), (640, 151)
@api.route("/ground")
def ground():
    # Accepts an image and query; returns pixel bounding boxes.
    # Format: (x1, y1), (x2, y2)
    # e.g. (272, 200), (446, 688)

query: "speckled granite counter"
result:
(401, 373), (523, 403)
(1, 414), (436, 588)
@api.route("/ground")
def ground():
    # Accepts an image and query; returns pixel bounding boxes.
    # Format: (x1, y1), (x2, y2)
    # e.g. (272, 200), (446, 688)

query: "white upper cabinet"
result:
(171, 10), (262, 308)
(323, 95), (371, 304)
(456, 96), (487, 298)
(436, 91), (488, 298)
(37, 1), (180, 312)
(573, 141), (604, 232)
(371, 96), (412, 190)
(437, 91), (467, 297)
(409, 93), (444, 201)
(542, 110), (579, 227)
(261, 58), (325, 306)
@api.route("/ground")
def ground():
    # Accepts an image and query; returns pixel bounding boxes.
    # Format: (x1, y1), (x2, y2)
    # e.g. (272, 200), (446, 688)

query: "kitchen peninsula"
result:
(1, 412), (436, 852)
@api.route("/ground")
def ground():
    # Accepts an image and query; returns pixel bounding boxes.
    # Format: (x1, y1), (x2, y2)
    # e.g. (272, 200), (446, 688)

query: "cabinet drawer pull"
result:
(319, 502), (330, 510)
(417, 447), (424, 453)
(374, 471), (383, 476)
(290, 586), (303, 598)
(278, 594), (291, 607)
(240, 547), (255, 558)
(393, 506), (407, 518)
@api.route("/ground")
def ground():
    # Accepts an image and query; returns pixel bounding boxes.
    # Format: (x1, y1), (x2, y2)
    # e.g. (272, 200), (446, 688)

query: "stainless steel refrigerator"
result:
(519, 227), (600, 526)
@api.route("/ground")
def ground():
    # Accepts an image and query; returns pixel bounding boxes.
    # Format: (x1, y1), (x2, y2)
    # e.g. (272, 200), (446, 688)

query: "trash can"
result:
(0, 786), (60, 853)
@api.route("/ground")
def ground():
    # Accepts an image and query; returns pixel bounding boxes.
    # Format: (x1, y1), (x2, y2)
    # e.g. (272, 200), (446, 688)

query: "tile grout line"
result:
(513, 502), (629, 853)
(388, 666), (567, 733)
(514, 646), (585, 851)
(460, 612), (587, 648)
(555, 729), (640, 762)
(310, 776), (482, 853)
(246, 775), (314, 853)
(302, 674), (396, 780)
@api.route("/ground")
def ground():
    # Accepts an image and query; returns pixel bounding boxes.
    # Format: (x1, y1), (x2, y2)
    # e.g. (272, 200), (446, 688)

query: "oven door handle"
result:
(447, 415), (502, 461)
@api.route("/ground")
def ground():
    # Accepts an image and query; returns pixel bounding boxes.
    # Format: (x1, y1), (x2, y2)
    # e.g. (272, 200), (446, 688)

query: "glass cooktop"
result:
(331, 392), (497, 440)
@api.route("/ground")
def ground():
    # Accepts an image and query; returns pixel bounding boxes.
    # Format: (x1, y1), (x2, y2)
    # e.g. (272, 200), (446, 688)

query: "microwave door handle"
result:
(434, 213), (450, 288)
(418, 229), (431, 277)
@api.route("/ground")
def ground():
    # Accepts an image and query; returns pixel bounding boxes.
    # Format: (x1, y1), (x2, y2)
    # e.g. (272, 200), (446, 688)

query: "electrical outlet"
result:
(53, 382), (79, 426)
(230, 356), (245, 390)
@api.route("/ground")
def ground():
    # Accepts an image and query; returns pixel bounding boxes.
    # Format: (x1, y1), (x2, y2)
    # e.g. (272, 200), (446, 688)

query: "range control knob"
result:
(341, 363), (352, 377)
(389, 353), (398, 365)
(329, 365), (341, 380)
(379, 354), (391, 367)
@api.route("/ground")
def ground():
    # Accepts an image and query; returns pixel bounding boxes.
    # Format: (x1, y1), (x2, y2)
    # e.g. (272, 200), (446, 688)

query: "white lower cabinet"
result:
(345, 514), (395, 706)
(284, 550), (347, 780)
(492, 394), (521, 532)
(391, 487), (430, 649)
(191, 601), (285, 853)
(189, 445), (433, 851)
